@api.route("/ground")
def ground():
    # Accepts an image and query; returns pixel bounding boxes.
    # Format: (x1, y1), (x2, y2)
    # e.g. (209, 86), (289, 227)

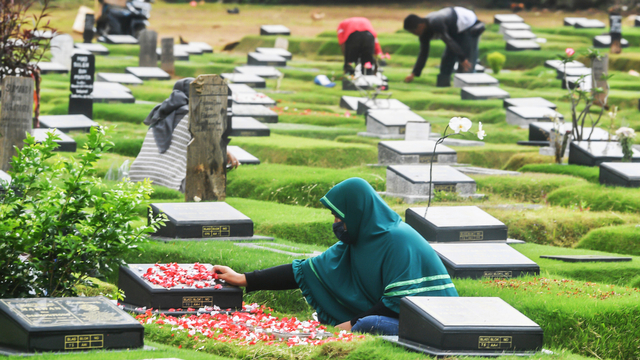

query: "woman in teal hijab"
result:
(214, 177), (457, 335)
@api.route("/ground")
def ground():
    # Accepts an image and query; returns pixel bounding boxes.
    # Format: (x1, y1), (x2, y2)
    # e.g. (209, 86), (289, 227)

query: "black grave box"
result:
(39, 114), (98, 133)
(540, 255), (632, 263)
(260, 25), (291, 36)
(149, 202), (254, 239)
(569, 141), (640, 166)
(230, 116), (270, 137)
(378, 141), (456, 165)
(599, 162), (640, 187)
(247, 52), (287, 67)
(32, 129), (77, 152)
(406, 206), (508, 243)
(118, 263), (243, 311)
(461, 86), (510, 100)
(398, 297), (543, 353)
(431, 243), (540, 279)
(503, 97), (556, 110)
(593, 35), (629, 48)
(232, 104), (278, 123)
(506, 40), (541, 51)
(256, 47), (292, 60)
(339, 96), (368, 110)
(0, 297), (143, 353)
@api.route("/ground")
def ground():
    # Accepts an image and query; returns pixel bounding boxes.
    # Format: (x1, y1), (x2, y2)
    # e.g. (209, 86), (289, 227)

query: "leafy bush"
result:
(487, 52), (506, 74)
(0, 128), (164, 298)
(519, 164), (599, 183)
(577, 225), (640, 256)
(547, 184), (640, 213)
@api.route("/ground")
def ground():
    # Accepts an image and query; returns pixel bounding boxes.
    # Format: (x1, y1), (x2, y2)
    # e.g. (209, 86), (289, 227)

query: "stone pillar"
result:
(0, 77), (34, 171)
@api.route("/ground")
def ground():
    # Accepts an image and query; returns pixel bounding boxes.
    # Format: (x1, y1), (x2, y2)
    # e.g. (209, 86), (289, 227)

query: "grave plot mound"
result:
(232, 92), (276, 106)
(506, 107), (563, 127)
(227, 145), (260, 165)
(32, 129), (76, 152)
(599, 162), (640, 187)
(340, 96), (368, 110)
(506, 40), (541, 51)
(256, 47), (292, 60)
(99, 34), (138, 44)
(118, 263), (243, 314)
(362, 109), (425, 139)
(379, 141), (456, 165)
(574, 19), (606, 28)
(461, 86), (509, 100)
(593, 35), (629, 48)
(36, 62), (69, 75)
(230, 116), (270, 137)
(342, 74), (388, 91)
(74, 43), (109, 55)
(386, 165), (477, 203)
(232, 104), (278, 123)
(125, 67), (171, 81)
(569, 141), (640, 166)
(494, 14), (524, 24)
(431, 243), (540, 279)
(39, 115), (98, 133)
(234, 66), (282, 79)
(0, 297), (143, 354)
(503, 30), (536, 41)
(260, 25), (291, 36)
(503, 97), (556, 109)
(356, 98), (409, 115)
(453, 73), (498, 88)
(540, 255), (632, 262)
(498, 22), (531, 34)
(391, 297), (542, 356)
(221, 73), (266, 88)
(405, 206), (507, 243)
(247, 52), (287, 67)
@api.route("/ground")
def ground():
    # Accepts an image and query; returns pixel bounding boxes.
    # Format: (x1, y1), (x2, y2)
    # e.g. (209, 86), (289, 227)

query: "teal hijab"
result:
(292, 177), (457, 325)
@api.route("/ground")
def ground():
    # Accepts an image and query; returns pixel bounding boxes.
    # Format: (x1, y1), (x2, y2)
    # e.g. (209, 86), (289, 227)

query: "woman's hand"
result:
(335, 321), (352, 331)
(404, 73), (415, 83)
(212, 265), (247, 287)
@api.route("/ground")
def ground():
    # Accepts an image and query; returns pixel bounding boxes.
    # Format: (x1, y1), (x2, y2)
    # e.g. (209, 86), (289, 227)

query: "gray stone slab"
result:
(74, 43), (109, 55)
(232, 92), (276, 106)
(506, 107), (564, 126)
(234, 66), (282, 79)
(503, 97), (556, 109)
(156, 47), (189, 61)
(386, 165), (476, 203)
(461, 86), (510, 100)
(174, 44), (203, 55)
(557, 66), (591, 79)
(506, 40), (541, 51)
(494, 14), (524, 24)
(94, 81), (132, 93)
(379, 141), (456, 165)
(221, 73), (266, 88)
(593, 35), (629, 48)
(256, 47), (292, 60)
(247, 52), (287, 67)
(503, 30), (536, 40)
(125, 67), (171, 81)
(406, 206), (508, 243)
(453, 73), (498, 88)
(357, 98), (409, 115)
(100, 34), (139, 44)
(32, 129), (76, 152)
(231, 104), (278, 123)
(96, 72), (144, 85)
(569, 141), (640, 166)
(636, 15), (640, 27)
(599, 162), (640, 187)
(544, 59), (585, 71)
(189, 42), (213, 53)
(228, 83), (256, 95)
(498, 22), (531, 34)
(227, 145), (260, 164)
(35, 61), (69, 74)
(340, 96), (368, 110)
(260, 25), (291, 36)
(39, 114), (98, 133)
(574, 19), (606, 28)
(529, 122), (611, 142)
(342, 75), (388, 91)
(366, 109), (425, 135)
(454, 166), (521, 176)
(563, 75), (592, 91)
(564, 17), (587, 26)
(540, 255), (632, 262)
(230, 116), (270, 136)
(91, 86), (136, 103)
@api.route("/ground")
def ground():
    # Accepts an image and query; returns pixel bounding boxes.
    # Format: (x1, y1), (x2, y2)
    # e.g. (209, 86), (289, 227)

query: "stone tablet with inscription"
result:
(503, 97), (556, 109)
(506, 107), (563, 127)
(379, 141), (456, 165)
(221, 73), (266, 88)
(494, 14), (524, 24)
(503, 30), (536, 40)
(506, 40), (541, 51)
(0, 76), (34, 171)
(461, 86), (509, 100)
(39, 115), (98, 133)
(593, 35), (629, 48)
(96, 72), (144, 85)
(453, 73), (498, 88)
(397, 297), (543, 354)
(574, 19), (605, 28)
(125, 67), (170, 81)
(118, 263), (243, 312)
(247, 52), (287, 67)
(569, 141), (640, 166)
(230, 117), (270, 137)
(234, 66), (282, 79)
(386, 165), (476, 203)
(260, 25), (291, 36)
(599, 162), (640, 187)
(32, 129), (77, 152)
(232, 104), (278, 123)
(227, 145), (260, 165)
(138, 30), (158, 67)
(406, 206), (508, 243)
(149, 202), (253, 238)
(366, 109), (425, 136)
(431, 243), (540, 279)
(232, 92), (276, 106)
(256, 47), (292, 60)
(498, 22), (531, 34)
(99, 34), (139, 44)
(528, 122), (610, 142)
(0, 296), (143, 352)
(74, 43), (109, 55)
(356, 98), (409, 115)
(339, 96), (368, 110)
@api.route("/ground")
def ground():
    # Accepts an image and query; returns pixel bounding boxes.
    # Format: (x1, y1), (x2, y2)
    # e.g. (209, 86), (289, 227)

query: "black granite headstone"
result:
(599, 162), (640, 187)
(234, 66), (282, 79)
(406, 206), (508, 243)
(569, 141), (640, 166)
(431, 243), (540, 279)
(221, 73), (266, 88)
(118, 263), (243, 312)
(256, 47), (292, 60)
(83, 14), (94, 44)
(461, 86), (510, 100)
(125, 67), (170, 81)
(260, 25), (290, 36)
(68, 53), (94, 119)
(0, 297), (143, 353)
(540, 255), (632, 262)
(230, 116), (270, 136)
(494, 14), (524, 24)
(227, 145), (260, 165)
(39, 115), (98, 133)
(506, 40), (541, 51)
(503, 97), (556, 109)
(247, 52), (287, 67)
(232, 104), (278, 123)
(149, 202), (254, 239)
(32, 129), (77, 152)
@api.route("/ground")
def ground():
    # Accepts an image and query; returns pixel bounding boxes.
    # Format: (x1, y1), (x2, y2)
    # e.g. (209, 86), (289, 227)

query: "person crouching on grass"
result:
(213, 177), (458, 335)
(337, 17), (383, 76)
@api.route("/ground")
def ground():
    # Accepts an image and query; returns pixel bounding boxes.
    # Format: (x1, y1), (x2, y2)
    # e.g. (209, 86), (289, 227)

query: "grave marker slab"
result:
(342, 74), (388, 91)
(453, 73), (498, 88)
(431, 243), (540, 279)
(227, 145), (260, 165)
(506, 40), (541, 51)
(39, 115), (98, 133)
(189, 42), (213, 53)
(636, 15), (640, 27)
(35, 62), (69, 75)
(395, 297), (542, 355)
(498, 22), (531, 34)
(379, 141), (456, 165)
(256, 47), (292, 60)
(556, 66), (592, 79)
(156, 47), (189, 61)
(91, 85), (135, 103)
(221, 73), (266, 88)
(544, 59), (585, 71)
(365, 109), (425, 137)
(569, 141), (640, 166)
(494, 14), (524, 24)
(260, 25), (291, 36)
(96, 72), (144, 85)
(564, 17), (587, 26)
(118, 263), (243, 311)
(406, 206), (508, 243)
(50, 34), (75, 70)
(68, 53), (94, 119)
(234, 66), (282, 79)
(126, 67), (170, 81)
(339, 96), (368, 110)
(150, 202), (253, 238)
(0, 297), (143, 353)
(74, 43), (109, 55)
(232, 92), (276, 106)
(0, 76), (34, 171)
(461, 86), (509, 100)
(405, 121), (431, 140)
(386, 165), (476, 203)
(247, 52), (287, 67)
(593, 35), (629, 48)
(99, 34), (139, 44)
(356, 98), (409, 115)
(232, 104), (278, 123)
(32, 129), (77, 152)
(574, 19), (606, 28)
(160, 38), (175, 75)
(230, 116), (270, 136)
(599, 162), (640, 187)
(0, 169), (10, 192)
(503, 97), (556, 109)
(94, 81), (132, 93)
(528, 122), (611, 142)
(563, 75), (592, 91)
(503, 30), (536, 40)
(506, 107), (563, 126)
(228, 83), (256, 94)
(540, 255), (632, 262)
(174, 44), (203, 55)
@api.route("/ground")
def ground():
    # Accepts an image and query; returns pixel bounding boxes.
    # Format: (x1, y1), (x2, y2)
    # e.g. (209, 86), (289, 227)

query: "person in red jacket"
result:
(337, 17), (383, 75)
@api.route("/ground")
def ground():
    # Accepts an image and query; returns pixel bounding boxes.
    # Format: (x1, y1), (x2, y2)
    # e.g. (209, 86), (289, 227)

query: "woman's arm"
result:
(213, 264), (298, 292)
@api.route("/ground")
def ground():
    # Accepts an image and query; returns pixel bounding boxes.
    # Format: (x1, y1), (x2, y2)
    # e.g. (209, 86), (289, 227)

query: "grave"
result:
(563, 75), (592, 91)
(342, 74), (388, 91)
(461, 86), (510, 100)
(220, 73), (266, 88)
(96, 72), (144, 85)
(391, 297), (543, 356)
(503, 30), (536, 41)
(362, 109), (425, 138)
(339, 96), (368, 111)
(138, 30), (158, 67)
(574, 19), (606, 28)
(234, 243), (322, 257)
(256, 47), (292, 60)
(189, 42), (213, 53)
(232, 104), (278, 123)
(157, 47), (189, 61)
(232, 92), (276, 106)
(73, 43), (109, 55)
(540, 255), (632, 262)
(593, 35), (629, 48)
(0, 169), (10, 192)
(453, 73), (498, 88)
(528, 122), (611, 142)
(39, 115), (98, 133)
(91, 84), (136, 104)
(498, 22), (531, 34)
(356, 98), (409, 115)
(228, 83), (256, 94)
(556, 66), (591, 80)
(405, 206), (508, 243)
(564, 17), (587, 26)
(125, 67), (171, 81)
(99, 34), (139, 44)
(386, 165), (477, 203)
(118, 263), (243, 312)
(68, 53), (94, 120)
(35, 62), (68, 75)
(503, 97), (556, 109)
(260, 25), (291, 36)
(0, 76), (33, 171)
(0, 297), (144, 353)
(506, 40), (541, 51)
(234, 65), (282, 79)
(506, 107), (563, 127)
(32, 129), (77, 152)
(544, 59), (585, 71)
(569, 141), (640, 166)
(405, 121), (431, 140)
(50, 34), (74, 70)
(247, 52), (287, 67)
(431, 243), (540, 279)
(93, 81), (131, 93)
(227, 145), (260, 165)
(174, 44), (204, 55)
(599, 162), (640, 187)
(230, 116), (270, 136)
(494, 14), (524, 24)
(160, 38), (175, 75)
(379, 141), (456, 165)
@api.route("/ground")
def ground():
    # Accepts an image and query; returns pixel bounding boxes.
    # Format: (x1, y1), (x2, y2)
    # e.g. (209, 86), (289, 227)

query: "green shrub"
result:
(519, 164), (600, 183)
(474, 173), (585, 203)
(454, 144), (538, 169)
(487, 51), (506, 74)
(503, 153), (554, 170)
(547, 184), (640, 213)
(577, 225), (640, 256)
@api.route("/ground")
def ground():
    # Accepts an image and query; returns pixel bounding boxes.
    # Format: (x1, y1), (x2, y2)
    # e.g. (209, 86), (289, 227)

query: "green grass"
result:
(453, 144), (539, 169)
(577, 225), (640, 257)
(473, 173), (586, 203)
(518, 164), (600, 183)
(547, 183), (640, 213)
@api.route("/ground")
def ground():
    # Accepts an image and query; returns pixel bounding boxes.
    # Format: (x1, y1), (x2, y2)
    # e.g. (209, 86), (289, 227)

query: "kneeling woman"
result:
(214, 178), (457, 335)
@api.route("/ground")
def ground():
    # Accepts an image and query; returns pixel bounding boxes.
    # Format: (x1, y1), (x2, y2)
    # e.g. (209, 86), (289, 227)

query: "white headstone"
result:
(405, 121), (431, 141)
(50, 34), (75, 70)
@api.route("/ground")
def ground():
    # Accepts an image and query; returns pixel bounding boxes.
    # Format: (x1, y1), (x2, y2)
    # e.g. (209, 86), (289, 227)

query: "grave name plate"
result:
(230, 116), (270, 137)
(227, 145), (260, 165)
(161, 37), (175, 75)
(506, 107), (563, 127)
(83, 14), (94, 43)
(461, 86), (509, 100)
(378, 141), (456, 165)
(503, 97), (556, 109)
(221, 73), (266, 88)
(599, 162), (640, 187)
(68, 53), (95, 119)
(431, 243), (541, 279)
(260, 25), (291, 36)
(506, 40), (541, 51)
(569, 141), (640, 166)
(540, 255), (632, 262)
(453, 73), (498, 88)
(150, 202), (253, 238)
(494, 14), (524, 24)
(118, 263), (243, 311)
(0, 77), (34, 171)
(39, 114), (98, 133)
(398, 297), (543, 353)
(247, 52), (287, 67)
(405, 121), (431, 140)
(386, 165), (476, 203)
(406, 206), (508, 243)
(0, 296), (143, 352)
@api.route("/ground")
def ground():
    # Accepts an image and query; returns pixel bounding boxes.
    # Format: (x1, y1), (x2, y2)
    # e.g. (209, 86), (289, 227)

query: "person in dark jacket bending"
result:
(403, 7), (484, 87)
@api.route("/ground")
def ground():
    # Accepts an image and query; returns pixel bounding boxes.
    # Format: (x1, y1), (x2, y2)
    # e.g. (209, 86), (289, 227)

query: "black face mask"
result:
(332, 221), (354, 244)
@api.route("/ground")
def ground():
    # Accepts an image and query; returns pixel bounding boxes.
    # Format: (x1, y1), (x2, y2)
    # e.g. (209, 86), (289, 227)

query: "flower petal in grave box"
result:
(385, 165), (478, 204)
(569, 141), (640, 166)
(232, 92), (276, 106)
(378, 141), (456, 165)
(221, 73), (266, 88)
(230, 117), (270, 137)
(118, 263), (243, 314)
(599, 162), (640, 187)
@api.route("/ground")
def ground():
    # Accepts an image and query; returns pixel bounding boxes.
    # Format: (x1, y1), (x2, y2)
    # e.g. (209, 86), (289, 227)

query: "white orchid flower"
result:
(615, 127), (636, 139)
(449, 117), (472, 134)
(477, 122), (486, 140)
